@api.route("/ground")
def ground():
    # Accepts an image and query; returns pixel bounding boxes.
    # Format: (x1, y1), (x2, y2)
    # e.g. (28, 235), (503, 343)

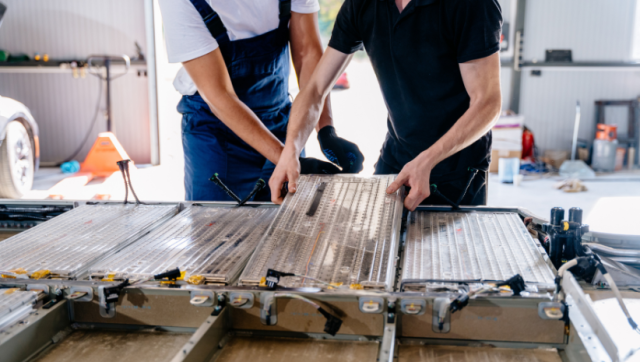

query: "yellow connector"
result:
(31, 270), (50, 280)
(1, 268), (28, 279)
(178, 271), (186, 281)
(102, 273), (117, 282)
(3, 288), (20, 295)
(259, 277), (267, 287)
(350, 284), (364, 290)
(500, 285), (512, 294)
(187, 275), (205, 285)
(329, 282), (343, 289)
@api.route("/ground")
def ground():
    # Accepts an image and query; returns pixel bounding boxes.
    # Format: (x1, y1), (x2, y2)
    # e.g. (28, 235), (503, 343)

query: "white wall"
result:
(0, 0), (152, 164)
(523, 0), (638, 62)
(513, 0), (640, 153)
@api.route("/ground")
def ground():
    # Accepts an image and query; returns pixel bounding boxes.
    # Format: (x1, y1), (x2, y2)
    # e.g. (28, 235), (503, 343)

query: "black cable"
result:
(209, 173), (243, 204)
(116, 159), (145, 205)
(237, 179), (266, 207)
(57, 75), (104, 165)
(116, 160), (129, 204)
(124, 165), (144, 204)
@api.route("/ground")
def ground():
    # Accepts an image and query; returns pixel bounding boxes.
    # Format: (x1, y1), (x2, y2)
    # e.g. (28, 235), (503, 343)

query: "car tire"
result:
(0, 121), (34, 198)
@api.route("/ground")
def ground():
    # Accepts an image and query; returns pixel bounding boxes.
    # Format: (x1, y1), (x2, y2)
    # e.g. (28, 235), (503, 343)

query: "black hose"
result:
(58, 75), (104, 165)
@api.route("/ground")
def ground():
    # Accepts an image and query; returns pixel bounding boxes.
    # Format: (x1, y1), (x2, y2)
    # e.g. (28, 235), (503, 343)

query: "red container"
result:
(596, 124), (617, 141)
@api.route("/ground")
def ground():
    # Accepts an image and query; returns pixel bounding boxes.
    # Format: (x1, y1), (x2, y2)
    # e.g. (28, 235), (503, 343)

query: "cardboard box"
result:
(490, 116), (524, 173)
(489, 149), (522, 173)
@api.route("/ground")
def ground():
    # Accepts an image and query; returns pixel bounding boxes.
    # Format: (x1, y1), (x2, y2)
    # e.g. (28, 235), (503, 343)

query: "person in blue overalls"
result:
(158, 0), (364, 201)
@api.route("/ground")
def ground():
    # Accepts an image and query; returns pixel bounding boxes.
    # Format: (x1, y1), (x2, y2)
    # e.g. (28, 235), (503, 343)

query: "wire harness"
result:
(117, 159), (144, 204)
(262, 293), (343, 336)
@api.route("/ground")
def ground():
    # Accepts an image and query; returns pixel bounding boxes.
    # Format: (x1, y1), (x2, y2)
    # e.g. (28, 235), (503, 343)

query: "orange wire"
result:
(302, 223), (324, 284)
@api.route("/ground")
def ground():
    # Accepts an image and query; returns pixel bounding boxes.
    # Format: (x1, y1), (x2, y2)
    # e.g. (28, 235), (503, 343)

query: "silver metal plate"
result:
(0, 204), (178, 279)
(239, 175), (403, 290)
(401, 211), (555, 290)
(89, 206), (276, 284)
(0, 289), (37, 332)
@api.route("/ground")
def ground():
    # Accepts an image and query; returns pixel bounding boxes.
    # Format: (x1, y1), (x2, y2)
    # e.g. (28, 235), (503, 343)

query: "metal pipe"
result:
(584, 243), (640, 257)
(571, 101), (580, 161)
(610, 257), (640, 265)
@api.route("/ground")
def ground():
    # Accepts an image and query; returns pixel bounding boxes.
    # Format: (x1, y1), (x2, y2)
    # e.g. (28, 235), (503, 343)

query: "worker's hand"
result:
(385, 154), (435, 211)
(270, 151), (341, 204)
(317, 126), (364, 173)
(270, 150), (300, 204)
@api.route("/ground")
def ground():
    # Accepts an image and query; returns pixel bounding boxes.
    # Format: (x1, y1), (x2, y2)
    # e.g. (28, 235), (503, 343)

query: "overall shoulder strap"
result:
(189, 0), (228, 41)
(278, 0), (291, 27)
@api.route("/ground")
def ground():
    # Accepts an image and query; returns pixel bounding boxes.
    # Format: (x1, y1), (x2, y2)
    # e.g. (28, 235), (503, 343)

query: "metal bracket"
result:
(386, 299), (396, 324)
(400, 298), (426, 316)
(99, 302), (116, 318)
(432, 298), (451, 333)
(538, 301), (566, 320)
(26, 284), (49, 294)
(563, 271), (619, 361)
(68, 286), (93, 302)
(359, 296), (384, 314)
(98, 285), (116, 318)
(211, 294), (226, 316)
(229, 292), (254, 309)
(378, 298), (397, 362)
(260, 292), (276, 326)
(190, 290), (215, 307)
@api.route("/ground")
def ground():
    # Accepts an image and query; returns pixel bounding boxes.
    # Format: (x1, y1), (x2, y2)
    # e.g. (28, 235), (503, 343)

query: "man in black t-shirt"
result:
(270, 0), (503, 211)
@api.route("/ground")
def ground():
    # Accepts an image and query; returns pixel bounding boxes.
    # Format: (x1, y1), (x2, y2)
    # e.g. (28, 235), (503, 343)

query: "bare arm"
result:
(182, 49), (284, 164)
(289, 12), (333, 131)
(286, 47), (352, 157)
(387, 52), (502, 210)
(269, 47), (353, 203)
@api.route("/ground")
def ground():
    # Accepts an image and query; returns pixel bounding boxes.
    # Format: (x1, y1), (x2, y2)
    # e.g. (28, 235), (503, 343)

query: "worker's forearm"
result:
(291, 42), (333, 133)
(284, 86), (326, 156)
(205, 92), (284, 164)
(421, 96), (501, 169)
(284, 47), (353, 157)
(316, 97), (333, 131)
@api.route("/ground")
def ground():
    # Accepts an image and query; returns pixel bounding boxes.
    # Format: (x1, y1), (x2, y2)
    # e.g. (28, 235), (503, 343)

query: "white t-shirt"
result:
(158, 0), (320, 95)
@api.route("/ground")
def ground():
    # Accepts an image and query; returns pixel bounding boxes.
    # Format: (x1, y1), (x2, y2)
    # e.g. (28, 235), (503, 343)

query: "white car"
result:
(0, 2), (39, 198)
(0, 95), (39, 198)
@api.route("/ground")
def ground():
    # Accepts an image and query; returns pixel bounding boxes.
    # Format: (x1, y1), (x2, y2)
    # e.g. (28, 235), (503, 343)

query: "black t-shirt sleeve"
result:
(448, 0), (503, 63)
(328, 0), (365, 54)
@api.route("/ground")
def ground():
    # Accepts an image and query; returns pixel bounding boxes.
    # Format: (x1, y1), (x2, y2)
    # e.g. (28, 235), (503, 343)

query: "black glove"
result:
(299, 157), (341, 175)
(317, 126), (364, 173)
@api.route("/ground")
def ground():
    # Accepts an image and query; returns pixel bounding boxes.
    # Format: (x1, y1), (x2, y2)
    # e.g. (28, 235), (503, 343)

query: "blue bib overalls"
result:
(178, 0), (294, 201)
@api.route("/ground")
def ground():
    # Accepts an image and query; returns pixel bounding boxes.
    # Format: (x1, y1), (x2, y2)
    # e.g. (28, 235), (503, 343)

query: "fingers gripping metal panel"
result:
(89, 206), (277, 283)
(402, 212), (555, 289)
(0, 204), (178, 279)
(239, 175), (403, 290)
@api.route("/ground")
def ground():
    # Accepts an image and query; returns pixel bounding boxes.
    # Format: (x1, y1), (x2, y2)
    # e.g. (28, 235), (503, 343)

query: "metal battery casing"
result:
(239, 175), (404, 290)
(0, 204), (178, 279)
(401, 211), (555, 291)
(0, 289), (37, 332)
(89, 206), (277, 284)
